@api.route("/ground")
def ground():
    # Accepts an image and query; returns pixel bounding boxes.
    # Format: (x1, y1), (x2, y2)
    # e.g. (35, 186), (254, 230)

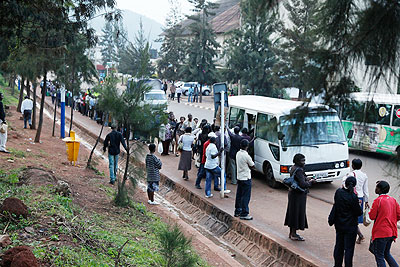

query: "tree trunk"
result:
(34, 72), (47, 143)
(52, 98), (57, 137)
(116, 122), (130, 206)
(32, 82), (37, 129)
(26, 80), (30, 98)
(17, 77), (25, 112)
(10, 74), (16, 96)
(87, 114), (105, 169)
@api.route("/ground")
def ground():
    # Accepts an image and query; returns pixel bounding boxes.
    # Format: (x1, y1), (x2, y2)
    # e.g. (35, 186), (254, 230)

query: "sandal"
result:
(356, 236), (365, 244)
(289, 234), (305, 241)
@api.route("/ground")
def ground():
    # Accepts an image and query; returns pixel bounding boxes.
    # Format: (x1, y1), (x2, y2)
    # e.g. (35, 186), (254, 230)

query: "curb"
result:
(39, 94), (320, 266)
(183, 102), (213, 111)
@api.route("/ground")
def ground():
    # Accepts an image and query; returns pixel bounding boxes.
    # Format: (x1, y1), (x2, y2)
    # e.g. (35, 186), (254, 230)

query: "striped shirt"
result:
(145, 154), (162, 182)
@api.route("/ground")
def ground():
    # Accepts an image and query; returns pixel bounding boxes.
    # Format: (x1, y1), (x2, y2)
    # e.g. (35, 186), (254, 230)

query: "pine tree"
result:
(157, 0), (186, 81)
(224, 0), (277, 96)
(100, 22), (118, 67)
(181, 0), (220, 102)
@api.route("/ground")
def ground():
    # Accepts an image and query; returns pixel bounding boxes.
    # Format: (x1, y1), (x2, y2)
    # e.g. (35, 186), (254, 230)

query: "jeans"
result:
(108, 154), (119, 182)
(177, 93), (181, 103)
(234, 179), (252, 216)
(195, 163), (206, 186)
(373, 237), (398, 267)
(188, 93), (192, 102)
(23, 110), (32, 128)
(193, 94), (198, 103)
(333, 229), (357, 267)
(228, 158), (237, 184)
(205, 166), (226, 196)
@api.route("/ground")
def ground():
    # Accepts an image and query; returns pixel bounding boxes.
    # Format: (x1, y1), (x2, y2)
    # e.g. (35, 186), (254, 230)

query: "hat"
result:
(208, 132), (217, 138)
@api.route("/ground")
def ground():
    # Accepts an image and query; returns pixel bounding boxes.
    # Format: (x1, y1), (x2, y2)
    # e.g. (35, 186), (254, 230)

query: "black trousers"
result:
(234, 179), (252, 217)
(333, 229), (357, 267)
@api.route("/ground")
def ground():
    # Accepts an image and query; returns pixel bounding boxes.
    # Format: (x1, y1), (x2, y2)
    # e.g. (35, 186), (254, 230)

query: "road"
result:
(167, 97), (400, 266)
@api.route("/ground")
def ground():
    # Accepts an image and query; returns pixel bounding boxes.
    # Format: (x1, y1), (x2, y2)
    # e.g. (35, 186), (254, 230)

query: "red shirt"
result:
(201, 140), (210, 164)
(369, 195), (400, 241)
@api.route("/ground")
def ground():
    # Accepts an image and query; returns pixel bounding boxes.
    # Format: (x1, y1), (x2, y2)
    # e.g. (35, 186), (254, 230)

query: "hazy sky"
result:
(116, 0), (193, 25)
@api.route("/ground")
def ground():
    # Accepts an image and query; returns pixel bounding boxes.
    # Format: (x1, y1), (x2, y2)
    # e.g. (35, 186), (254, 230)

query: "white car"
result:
(144, 90), (168, 109)
(179, 82), (211, 96)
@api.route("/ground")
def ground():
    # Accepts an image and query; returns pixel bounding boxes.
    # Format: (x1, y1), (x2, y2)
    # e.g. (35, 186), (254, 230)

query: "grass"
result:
(0, 73), (18, 106)
(0, 168), (209, 267)
(8, 148), (26, 158)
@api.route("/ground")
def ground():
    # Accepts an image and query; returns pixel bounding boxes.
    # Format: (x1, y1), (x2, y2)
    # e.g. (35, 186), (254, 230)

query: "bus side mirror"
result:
(347, 130), (354, 139)
(278, 132), (285, 141)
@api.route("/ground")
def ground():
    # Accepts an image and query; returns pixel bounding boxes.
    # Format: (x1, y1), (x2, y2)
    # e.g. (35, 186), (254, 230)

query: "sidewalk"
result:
(39, 94), (398, 267)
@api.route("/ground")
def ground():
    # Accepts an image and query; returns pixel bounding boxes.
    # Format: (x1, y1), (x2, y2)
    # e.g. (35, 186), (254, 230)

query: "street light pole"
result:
(220, 90), (225, 198)
(60, 87), (66, 138)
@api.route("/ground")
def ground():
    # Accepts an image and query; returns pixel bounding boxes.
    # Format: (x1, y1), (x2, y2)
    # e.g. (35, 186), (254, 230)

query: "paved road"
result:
(167, 97), (400, 266)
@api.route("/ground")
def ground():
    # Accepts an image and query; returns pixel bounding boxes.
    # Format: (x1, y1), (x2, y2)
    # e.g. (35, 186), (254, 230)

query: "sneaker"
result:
(224, 190), (231, 194)
(214, 187), (221, 191)
(109, 181), (115, 185)
(149, 200), (159, 205)
(148, 200), (152, 204)
(234, 213), (240, 217)
(195, 185), (202, 189)
(240, 215), (253, 220)
(205, 194), (213, 198)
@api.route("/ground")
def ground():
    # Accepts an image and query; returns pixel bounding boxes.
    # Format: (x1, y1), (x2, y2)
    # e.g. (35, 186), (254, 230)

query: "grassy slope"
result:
(0, 74), (18, 106)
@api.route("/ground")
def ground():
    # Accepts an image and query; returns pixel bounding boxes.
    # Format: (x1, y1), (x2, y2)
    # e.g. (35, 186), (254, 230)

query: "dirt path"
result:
(0, 105), (240, 266)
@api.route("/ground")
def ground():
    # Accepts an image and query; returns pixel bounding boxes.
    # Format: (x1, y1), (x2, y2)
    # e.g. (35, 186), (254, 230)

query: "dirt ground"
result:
(0, 105), (234, 266)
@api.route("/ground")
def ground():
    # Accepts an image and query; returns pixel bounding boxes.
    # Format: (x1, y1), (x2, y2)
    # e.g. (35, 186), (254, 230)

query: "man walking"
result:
(21, 96), (33, 129)
(146, 143), (162, 205)
(234, 139), (255, 220)
(170, 83), (176, 101)
(103, 125), (127, 185)
(0, 93), (9, 153)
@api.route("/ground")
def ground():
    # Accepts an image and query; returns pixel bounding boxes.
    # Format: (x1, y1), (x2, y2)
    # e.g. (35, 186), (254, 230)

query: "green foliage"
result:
(157, 224), (198, 267)
(0, 74), (18, 106)
(180, 0), (220, 85)
(8, 148), (26, 158)
(119, 20), (154, 78)
(224, 0), (277, 96)
(0, 169), (20, 184)
(99, 20), (127, 67)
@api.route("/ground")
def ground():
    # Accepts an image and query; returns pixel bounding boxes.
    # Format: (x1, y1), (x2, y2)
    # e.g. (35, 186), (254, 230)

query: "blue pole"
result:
(18, 79), (20, 91)
(61, 88), (65, 138)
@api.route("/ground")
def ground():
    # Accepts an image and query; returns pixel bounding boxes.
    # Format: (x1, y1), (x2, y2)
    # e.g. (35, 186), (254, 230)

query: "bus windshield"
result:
(280, 112), (346, 146)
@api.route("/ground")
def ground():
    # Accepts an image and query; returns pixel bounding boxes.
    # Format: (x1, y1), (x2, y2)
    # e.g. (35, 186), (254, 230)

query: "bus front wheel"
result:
(264, 163), (280, 189)
(396, 146), (400, 158)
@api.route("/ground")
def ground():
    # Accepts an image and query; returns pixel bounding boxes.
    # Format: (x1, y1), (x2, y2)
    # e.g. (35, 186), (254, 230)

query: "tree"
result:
(181, 0), (220, 102)
(224, 0), (277, 96)
(99, 21), (127, 67)
(157, 0), (186, 81)
(119, 20), (154, 78)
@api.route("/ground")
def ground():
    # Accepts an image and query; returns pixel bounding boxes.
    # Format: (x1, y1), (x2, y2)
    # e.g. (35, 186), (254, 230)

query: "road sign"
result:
(213, 83), (229, 118)
(396, 108), (400, 119)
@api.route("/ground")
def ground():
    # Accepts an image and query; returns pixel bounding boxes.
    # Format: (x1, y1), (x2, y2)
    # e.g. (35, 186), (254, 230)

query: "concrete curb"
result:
(183, 102), (213, 111)
(40, 95), (319, 266)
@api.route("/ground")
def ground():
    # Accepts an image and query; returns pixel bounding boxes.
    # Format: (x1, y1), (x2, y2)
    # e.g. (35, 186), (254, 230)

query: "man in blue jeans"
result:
(234, 139), (255, 220)
(204, 137), (230, 198)
(103, 125), (127, 185)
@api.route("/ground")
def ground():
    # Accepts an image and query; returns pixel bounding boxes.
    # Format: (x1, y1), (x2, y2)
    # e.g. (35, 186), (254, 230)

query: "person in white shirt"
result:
(204, 137), (230, 198)
(176, 86), (182, 103)
(343, 158), (369, 244)
(21, 96), (33, 129)
(234, 139), (255, 220)
(177, 127), (195, 180)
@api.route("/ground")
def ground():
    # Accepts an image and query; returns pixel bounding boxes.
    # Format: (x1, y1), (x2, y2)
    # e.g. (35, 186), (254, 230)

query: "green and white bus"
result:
(341, 92), (400, 156)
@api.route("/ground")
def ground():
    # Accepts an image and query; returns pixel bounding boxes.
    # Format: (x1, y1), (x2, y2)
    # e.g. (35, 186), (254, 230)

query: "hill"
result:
(90, 9), (164, 50)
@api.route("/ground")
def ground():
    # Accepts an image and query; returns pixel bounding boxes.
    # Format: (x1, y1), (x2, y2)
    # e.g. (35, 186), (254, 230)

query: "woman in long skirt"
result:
(178, 127), (195, 180)
(284, 153), (315, 241)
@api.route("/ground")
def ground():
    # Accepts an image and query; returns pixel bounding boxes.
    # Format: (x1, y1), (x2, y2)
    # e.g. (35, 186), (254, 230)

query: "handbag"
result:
(157, 142), (163, 154)
(0, 123), (7, 134)
(363, 207), (372, 226)
(283, 168), (305, 192)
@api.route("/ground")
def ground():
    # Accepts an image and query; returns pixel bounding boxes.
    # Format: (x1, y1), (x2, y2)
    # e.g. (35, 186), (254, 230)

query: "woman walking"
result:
(178, 127), (195, 180)
(329, 176), (362, 267)
(369, 181), (400, 267)
(174, 116), (185, 157)
(284, 153), (315, 241)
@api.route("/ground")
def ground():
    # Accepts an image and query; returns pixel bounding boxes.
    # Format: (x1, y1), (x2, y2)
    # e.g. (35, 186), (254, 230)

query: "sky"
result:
(116, 0), (193, 25)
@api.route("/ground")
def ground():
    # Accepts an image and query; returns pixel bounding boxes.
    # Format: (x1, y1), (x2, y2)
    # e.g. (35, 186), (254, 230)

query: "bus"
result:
(341, 92), (400, 156)
(228, 95), (349, 188)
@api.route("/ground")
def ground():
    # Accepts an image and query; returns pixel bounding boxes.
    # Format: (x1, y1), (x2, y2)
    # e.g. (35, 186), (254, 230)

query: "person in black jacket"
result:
(329, 176), (362, 267)
(284, 153), (315, 241)
(103, 125), (127, 185)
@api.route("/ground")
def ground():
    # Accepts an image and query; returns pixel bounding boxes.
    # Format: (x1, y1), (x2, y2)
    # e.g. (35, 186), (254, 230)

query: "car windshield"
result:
(280, 112), (346, 146)
(145, 93), (166, 100)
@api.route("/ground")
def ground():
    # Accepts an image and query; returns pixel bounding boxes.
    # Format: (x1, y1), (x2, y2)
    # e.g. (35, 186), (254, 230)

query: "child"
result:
(145, 144), (162, 205)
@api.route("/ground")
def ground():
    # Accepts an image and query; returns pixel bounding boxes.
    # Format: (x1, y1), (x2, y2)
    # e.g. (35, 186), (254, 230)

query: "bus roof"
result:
(228, 95), (330, 116)
(350, 92), (400, 104)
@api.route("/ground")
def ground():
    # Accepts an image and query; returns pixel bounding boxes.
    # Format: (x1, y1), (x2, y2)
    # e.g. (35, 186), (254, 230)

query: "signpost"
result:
(213, 83), (229, 198)
(60, 87), (65, 138)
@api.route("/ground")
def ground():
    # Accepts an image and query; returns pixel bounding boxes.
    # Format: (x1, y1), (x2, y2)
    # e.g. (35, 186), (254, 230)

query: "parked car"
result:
(143, 90), (168, 110)
(179, 82), (211, 96)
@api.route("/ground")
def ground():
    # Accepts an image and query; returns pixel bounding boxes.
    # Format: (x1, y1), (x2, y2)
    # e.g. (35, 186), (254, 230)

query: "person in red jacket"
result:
(369, 180), (400, 267)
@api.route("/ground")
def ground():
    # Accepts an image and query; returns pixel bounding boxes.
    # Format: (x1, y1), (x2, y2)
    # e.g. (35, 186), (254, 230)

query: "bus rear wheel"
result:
(396, 146), (400, 158)
(264, 163), (280, 189)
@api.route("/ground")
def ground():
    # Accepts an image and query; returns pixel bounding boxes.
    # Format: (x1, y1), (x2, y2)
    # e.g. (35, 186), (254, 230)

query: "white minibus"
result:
(228, 95), (350, 188)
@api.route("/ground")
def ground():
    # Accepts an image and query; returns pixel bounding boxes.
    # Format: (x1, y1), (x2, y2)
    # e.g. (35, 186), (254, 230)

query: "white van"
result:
(144, 90), (167, 107)
(228, 95), (349, 188)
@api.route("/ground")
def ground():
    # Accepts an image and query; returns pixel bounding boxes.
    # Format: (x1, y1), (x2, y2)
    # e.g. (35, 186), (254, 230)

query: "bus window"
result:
(229, 107), (245, 128)
(393, 105), (400, 127)
(247, 113), (256, 132)
(342, 100), (364, 122)
(365, 102), (391, 125)
(256, 113), (278, 143)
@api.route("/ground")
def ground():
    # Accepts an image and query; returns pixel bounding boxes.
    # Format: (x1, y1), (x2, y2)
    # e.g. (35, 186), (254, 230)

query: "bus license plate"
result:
(314, 172), (328, 179)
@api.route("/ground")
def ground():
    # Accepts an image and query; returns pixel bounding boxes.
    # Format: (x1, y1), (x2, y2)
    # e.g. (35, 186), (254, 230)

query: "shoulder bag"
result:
(283, 168), (305, 192)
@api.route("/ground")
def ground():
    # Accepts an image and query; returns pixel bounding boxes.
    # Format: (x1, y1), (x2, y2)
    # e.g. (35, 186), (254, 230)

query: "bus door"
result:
(228, 107), (245, 129)
(254, 113), (279, 174)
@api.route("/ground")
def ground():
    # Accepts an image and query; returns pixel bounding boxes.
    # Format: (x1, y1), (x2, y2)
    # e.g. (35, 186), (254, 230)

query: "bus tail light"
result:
(346, 160), (350, 167)
(280, 165), (290, 173)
